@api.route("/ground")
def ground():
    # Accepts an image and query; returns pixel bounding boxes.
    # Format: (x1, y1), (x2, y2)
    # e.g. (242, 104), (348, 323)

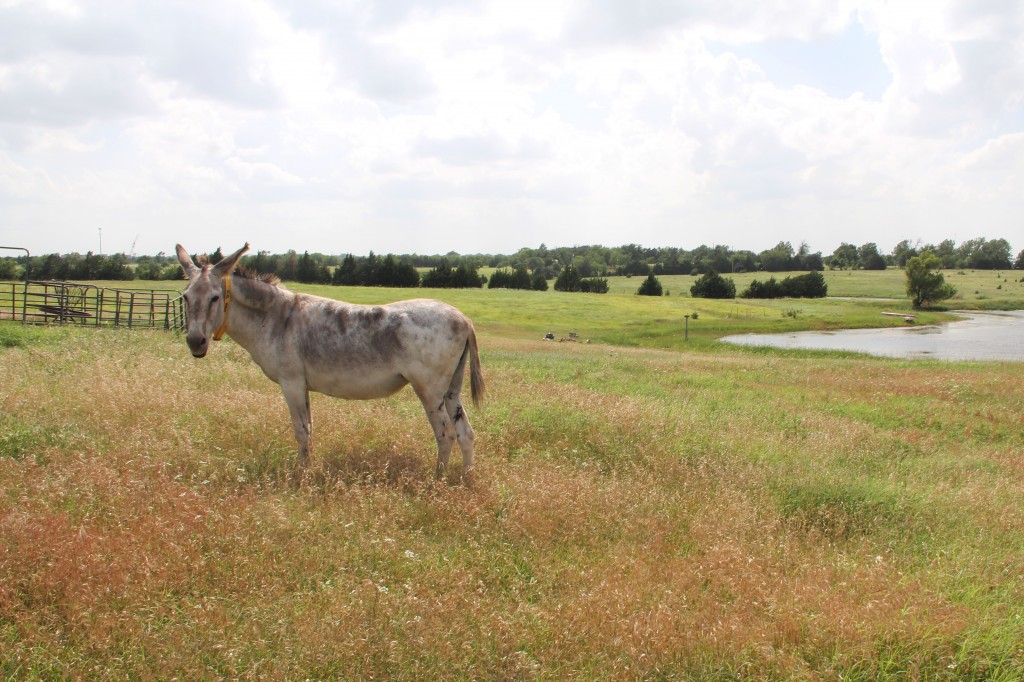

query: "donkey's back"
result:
(288, 297), (480, 402)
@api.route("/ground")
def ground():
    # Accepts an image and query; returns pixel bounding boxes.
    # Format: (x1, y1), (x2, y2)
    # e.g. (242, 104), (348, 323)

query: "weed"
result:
(1, 290), (1023, 679)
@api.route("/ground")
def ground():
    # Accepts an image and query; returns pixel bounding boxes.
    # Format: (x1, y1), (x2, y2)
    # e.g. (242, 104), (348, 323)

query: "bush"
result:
(488, 266), (534, 290)
(554, 264), (581, 292)
(332, 253), (420, 287)
(690, 270), (736, 299)
(0, 259), (22, 280)
(740, 277), (783, 299)
(421, 259), (483, 288)
(784, 271), (828, 298)
(741, 271), (827, 299)
(579, 277), (609, 293)
(637, 273), (663, 296)
(554, 265), (608, 293)
(906, 251), (956, 307)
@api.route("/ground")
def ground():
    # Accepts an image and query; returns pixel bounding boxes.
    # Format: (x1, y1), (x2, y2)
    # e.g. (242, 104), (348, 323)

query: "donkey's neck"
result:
(222, 273), (294, 350)
(228, 272), (290, 313)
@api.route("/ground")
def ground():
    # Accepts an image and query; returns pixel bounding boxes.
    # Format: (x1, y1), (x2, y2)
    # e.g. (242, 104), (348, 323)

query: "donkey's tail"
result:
(468, 328), (485, 408)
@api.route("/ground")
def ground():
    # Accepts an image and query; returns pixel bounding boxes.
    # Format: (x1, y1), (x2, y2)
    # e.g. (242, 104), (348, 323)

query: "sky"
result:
(1, 0), (1022, 259)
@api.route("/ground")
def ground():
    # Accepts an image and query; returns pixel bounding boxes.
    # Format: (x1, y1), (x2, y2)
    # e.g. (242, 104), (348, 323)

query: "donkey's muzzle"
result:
(186, 333), (208, 358)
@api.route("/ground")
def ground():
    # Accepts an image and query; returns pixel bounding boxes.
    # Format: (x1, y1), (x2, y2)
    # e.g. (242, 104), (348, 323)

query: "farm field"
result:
(2, 278), (1024, 678)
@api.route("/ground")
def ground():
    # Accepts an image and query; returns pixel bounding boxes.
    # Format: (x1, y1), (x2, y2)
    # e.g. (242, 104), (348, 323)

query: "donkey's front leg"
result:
(280, 381), (312, 467)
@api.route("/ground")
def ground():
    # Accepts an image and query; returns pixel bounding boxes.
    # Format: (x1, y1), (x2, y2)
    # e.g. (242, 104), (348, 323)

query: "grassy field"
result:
(601, 268), (1024, 309)
(2, 276), (1023, 679)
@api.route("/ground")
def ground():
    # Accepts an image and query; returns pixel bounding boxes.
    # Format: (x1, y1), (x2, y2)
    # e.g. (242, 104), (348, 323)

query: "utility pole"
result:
(99, 227), (103, 256)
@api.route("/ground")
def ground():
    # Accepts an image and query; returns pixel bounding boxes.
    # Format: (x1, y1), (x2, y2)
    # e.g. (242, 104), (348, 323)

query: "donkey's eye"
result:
(211, 295), (220, 304)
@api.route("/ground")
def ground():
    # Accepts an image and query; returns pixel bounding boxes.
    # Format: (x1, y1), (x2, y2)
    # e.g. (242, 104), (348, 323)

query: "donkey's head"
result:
(176, 243), (249, 358)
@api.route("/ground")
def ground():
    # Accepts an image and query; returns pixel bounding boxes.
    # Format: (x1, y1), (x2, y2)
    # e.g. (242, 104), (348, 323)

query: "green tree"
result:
(740, 277), (782, 299)
(554, 264), (582, 292)
(421, 259), (454, 288)
(1015, 249), (1024, 270)
(827, 243), (859, 270)
(758, 241), (794, 271)
(0, 258), (20, 280)
(333, 254), (359, 285)
(781, 271), (827, 297)
(933, 239), (957, 268)
(892, 239), (919, 267)
(637, 273), (663, 296)
(296, 251), (318, 283)
(794, 241), (824, 271)
(578, 277), (609, 293)
(488, 265), (532, 290)
(690, 270), (736, 299)
(858, 243), (887, 270)
(421, 259), (482, 288)
(905, 251), (957, 307)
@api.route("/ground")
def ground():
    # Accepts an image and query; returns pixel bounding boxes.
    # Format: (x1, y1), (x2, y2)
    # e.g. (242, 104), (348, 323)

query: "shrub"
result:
(488, 266), (534, 290)
(906, 251), (956, 307)
(637, 274), (663, 296)
(741, 271), (827, 299)
(578, 277), (609, 293)
(783, 271), (827, 297)
(740, 277), (783, 299)
(690, 270), (736, 299)
(554, 265), (608, 293)
(421, 259), (483, 288)
(554, 264), (581, 292)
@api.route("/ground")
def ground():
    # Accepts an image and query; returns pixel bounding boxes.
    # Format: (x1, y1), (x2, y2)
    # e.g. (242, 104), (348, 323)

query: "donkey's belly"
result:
(307, 371), (409, 400)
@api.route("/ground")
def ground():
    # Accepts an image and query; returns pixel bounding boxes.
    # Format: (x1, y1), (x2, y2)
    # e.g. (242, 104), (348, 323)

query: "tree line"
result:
(3, 236), (1021, 287)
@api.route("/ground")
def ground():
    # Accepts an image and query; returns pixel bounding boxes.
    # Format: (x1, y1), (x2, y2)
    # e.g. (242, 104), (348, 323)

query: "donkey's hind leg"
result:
(443, 345), (476, 478)
(444, 394), (475, 477)
(412, 384), (457, 478)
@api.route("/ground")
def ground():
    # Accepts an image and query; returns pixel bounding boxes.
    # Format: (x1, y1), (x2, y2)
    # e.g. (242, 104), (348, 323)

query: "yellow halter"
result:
(212, 276), (231, 341)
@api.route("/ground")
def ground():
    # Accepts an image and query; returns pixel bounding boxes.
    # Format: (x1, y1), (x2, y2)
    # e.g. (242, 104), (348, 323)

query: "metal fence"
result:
(0, 280), (186, 331)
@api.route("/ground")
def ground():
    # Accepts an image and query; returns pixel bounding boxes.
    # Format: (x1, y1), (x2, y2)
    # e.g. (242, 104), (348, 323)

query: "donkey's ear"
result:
(213, 242), (250, 277)
(175, 244), (201, 280)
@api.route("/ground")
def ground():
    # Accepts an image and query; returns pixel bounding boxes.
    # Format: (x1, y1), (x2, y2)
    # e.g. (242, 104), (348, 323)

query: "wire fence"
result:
(0, 280), (186, 331)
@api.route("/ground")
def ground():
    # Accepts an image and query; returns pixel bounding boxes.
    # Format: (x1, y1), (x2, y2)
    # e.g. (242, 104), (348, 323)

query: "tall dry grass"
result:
(2, 325), (1023, 679)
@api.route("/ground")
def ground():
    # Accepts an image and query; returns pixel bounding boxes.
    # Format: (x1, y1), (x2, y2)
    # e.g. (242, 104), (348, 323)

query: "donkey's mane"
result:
(234, 266), (282, 286)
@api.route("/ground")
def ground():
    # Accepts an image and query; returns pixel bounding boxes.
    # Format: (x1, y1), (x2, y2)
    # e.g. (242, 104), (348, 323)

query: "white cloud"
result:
(0, 0), (1021, 258)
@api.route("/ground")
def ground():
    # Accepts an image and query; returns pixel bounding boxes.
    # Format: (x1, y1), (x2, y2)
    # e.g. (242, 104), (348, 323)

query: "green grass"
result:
(607, 267), (1024, 308)
(1, 277), (1023, 679)
(64, 266), (1024, 352)
(282, 283), (956, 352)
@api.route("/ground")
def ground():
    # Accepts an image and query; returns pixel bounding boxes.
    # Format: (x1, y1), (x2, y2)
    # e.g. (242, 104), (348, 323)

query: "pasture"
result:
(2, 278), (1023, 679)
(601, 268), (1024, 308)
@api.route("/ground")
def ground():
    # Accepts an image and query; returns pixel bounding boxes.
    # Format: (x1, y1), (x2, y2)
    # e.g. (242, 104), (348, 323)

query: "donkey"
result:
(175, 243), (484, 478)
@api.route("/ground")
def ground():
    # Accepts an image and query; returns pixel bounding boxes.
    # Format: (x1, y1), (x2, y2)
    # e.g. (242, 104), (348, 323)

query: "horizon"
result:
(7, 236), (1017, 264)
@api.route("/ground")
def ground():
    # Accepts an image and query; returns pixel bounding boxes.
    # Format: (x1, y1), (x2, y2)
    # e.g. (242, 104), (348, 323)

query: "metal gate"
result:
(0, 280), (186, 331)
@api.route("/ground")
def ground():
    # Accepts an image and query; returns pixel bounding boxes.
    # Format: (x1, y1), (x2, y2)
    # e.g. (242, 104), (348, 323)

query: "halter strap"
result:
(212, 276), (231, 341)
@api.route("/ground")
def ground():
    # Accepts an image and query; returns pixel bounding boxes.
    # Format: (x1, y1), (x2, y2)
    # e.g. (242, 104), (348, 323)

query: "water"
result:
(721, 311), (1024, 361)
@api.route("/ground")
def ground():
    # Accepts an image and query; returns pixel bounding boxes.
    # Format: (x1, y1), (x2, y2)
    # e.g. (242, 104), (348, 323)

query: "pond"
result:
(720, 310), (1024, 362)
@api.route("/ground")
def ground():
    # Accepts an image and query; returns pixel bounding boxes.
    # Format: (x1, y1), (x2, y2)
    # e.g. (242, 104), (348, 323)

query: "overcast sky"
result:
(1, 0), (1022, 259)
